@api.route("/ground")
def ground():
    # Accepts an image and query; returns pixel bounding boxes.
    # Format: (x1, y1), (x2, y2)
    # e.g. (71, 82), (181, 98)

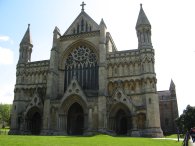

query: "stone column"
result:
(41, 99), (50, 134)
(64, 114), (67, 132)
(98, 96), (106, 131)
(88, 108), (93, 130)
(131, 115), (140, 136)
(57, 114), (66, 135)
(84, 113), (88, 133)
(132, 115), (137, 130)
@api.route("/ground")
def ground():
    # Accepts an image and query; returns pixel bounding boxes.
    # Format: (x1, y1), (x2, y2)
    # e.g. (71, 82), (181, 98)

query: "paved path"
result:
(153, 137), (184, 141)
(153, 137), (195, 146)
(189, 138), (195, 146)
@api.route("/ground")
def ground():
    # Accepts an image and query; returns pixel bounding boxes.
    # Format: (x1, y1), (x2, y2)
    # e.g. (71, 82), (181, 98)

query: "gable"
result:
(63, 11), (99, 35)
(112, 88), (130, 104)
(61, 76), (88, 105)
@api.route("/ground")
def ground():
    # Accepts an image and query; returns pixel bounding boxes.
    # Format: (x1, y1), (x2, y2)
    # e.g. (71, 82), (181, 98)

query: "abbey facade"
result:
(9, 4), (178, 137)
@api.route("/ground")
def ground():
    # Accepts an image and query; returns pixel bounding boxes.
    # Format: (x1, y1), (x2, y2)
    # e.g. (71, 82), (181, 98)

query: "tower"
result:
(10, 24), (33, 134)
(158, 80), (179, 134)
(134, 4), (163, 137)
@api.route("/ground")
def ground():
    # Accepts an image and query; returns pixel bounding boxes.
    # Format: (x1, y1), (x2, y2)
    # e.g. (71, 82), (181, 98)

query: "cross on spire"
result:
(80, 1), (86, 11)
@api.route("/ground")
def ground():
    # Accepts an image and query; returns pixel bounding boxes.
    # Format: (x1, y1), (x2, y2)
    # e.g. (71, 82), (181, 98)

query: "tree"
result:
(0, 104), (12, 127)
(176, 105), (195, 133)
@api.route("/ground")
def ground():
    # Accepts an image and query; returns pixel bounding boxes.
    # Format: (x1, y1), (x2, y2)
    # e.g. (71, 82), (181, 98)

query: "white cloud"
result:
(0, 47), (14, 65)
(0, 35), (10, 42)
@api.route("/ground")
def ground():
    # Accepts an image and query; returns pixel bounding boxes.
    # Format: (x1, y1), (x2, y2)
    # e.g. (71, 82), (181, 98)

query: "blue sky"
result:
(0, 0), (195, 115)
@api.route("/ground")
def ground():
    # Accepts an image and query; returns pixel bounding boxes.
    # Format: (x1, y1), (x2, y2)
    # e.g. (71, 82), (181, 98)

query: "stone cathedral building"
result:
(10, 4), (178, 137)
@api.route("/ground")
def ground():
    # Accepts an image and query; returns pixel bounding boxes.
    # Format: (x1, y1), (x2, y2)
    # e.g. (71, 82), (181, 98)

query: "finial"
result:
(80, 1), (86, 11)
(140, 3), (142, 8)
(28, 24), (30, 28)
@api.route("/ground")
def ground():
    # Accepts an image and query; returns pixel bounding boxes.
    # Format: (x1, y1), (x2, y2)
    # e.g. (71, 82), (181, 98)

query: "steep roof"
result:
(136, 4), (151, 28)
(63, 11), (99, 36)
(20, 24), (32, 45)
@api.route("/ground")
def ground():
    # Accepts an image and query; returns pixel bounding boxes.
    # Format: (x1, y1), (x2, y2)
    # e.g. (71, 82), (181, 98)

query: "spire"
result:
(18, 24), (33, 63)
(99, 18), (107, 28)
(99, 18), (107, 44)
(169, 79), (175, 91)
(169, 79), (176, 97)
(136, 4), (151, 28)
(53, 26), (60, 34)
(136, 4), (152, 49)
(20, 24), (32, 45)
(52, 26), (61, 48)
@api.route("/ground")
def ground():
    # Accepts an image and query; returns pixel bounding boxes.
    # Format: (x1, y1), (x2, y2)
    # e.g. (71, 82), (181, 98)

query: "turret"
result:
(45, 26), (61, 100)
(98, 18), (107, 93)
(136, 4), (152, 49)
(18, 24), (33, 63)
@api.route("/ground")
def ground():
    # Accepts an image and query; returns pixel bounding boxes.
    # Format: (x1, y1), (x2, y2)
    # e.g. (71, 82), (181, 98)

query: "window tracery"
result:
(64, 45), (98, 92)
(65, 46), (97, 67)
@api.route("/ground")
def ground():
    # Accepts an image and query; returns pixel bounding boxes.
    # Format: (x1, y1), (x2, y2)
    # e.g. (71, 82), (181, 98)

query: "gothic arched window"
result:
(64, 45), (99, 91)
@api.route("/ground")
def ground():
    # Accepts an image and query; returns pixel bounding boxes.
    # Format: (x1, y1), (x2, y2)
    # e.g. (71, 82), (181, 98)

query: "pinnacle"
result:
(100, 18), (107, 28)
(136, 4), (151, 28)
(20, 24), (32, 45)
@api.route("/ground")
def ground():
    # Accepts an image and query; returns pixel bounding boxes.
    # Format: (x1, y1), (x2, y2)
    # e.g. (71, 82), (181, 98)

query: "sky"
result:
(0, 0), (195, 115)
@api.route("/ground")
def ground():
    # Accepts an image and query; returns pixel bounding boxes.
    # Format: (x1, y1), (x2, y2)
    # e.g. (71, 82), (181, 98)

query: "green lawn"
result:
(0, 135), (182, 146)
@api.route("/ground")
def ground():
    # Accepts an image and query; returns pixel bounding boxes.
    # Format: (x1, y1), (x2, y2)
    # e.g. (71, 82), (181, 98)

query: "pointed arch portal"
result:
(26, 107), (42, 135)
(109, 103), (132, 135)
(67, 102), (84, 135)
(115, 109), (128, 135)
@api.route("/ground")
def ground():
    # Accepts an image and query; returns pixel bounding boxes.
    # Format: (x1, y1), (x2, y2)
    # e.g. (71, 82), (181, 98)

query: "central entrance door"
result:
(67, 102), (84, 135)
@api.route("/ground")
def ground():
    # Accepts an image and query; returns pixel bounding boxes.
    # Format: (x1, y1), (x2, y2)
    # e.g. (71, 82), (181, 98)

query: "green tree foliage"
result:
(176, 105), (195, 132)
(0, 104), (12, 127)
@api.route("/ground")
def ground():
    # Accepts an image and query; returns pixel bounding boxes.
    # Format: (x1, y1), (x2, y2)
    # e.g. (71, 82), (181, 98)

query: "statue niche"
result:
(64, 45), (99, 92)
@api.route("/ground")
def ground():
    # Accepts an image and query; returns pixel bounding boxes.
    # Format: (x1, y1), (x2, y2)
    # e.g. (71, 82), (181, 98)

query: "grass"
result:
(0, 134), (183, 146)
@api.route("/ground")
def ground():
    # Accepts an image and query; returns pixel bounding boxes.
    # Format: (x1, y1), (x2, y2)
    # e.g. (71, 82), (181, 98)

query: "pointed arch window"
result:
(77, 24), (80, 34)
(81, 18), (84, 32)
(64, 45), (99, 91)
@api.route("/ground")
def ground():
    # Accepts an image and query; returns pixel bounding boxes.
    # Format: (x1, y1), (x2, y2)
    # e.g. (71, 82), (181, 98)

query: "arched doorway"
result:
(109, 103), (132, 135)
(116, 109), (128, 135)
(67, 102), (84, 135)
(26, 107), (42, 135)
